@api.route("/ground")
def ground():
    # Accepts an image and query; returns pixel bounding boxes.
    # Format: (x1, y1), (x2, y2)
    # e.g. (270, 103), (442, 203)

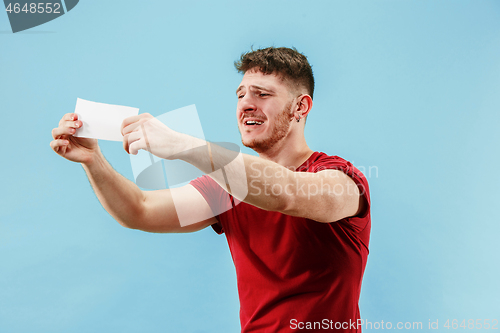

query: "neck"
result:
(257, 137), (314, 171)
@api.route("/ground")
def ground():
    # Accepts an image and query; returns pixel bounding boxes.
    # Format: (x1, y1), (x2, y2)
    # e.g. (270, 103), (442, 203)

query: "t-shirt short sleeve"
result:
(189, 175), (231, 234)
(310, 155), (371, 232)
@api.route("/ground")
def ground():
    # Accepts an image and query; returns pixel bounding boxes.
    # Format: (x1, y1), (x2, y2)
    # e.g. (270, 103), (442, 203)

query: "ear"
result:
(294, 94), (313, 120)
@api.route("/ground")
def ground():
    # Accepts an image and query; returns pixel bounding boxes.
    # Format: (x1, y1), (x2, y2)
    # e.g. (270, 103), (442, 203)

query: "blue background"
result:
(1, 1), (499, 332)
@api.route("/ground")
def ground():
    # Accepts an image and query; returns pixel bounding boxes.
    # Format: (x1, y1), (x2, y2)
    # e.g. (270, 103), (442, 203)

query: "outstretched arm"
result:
(82, 151), (216, 232)
(179, 143), (364, 223)
(122, 114), (364, 223)
(51, 113), (216, 233)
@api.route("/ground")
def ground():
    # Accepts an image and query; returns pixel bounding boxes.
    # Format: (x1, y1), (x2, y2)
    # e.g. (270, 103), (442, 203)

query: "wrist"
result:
(81, 146), (104, 170)
(172, 134), (206, 161)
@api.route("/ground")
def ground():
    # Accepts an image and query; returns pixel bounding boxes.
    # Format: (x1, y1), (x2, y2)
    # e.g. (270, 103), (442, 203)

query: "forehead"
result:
(237, 70), (289, 93)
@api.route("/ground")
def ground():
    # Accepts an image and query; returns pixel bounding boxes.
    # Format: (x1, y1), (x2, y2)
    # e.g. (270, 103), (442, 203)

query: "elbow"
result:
(115, 215), (142, 230)
(114, 198), (147, 230)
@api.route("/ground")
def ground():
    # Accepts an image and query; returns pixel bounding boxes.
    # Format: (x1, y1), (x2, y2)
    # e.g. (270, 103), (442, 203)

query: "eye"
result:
(238, 94), (245, 99)
(259, 93), (270, 97)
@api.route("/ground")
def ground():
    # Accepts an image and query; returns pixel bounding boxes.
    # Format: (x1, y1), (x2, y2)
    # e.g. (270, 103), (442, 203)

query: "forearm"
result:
(178, 138), (294, 213)
(82, 148), (146, 228)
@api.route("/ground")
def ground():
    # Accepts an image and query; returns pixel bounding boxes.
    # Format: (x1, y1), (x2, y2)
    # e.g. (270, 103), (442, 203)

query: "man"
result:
(51, 47), (371, 332)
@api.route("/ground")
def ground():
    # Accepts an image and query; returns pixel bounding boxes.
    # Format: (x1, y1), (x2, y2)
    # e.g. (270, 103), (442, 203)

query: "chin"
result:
(241, 137), (271, 153)
(241, 136), (258, 149)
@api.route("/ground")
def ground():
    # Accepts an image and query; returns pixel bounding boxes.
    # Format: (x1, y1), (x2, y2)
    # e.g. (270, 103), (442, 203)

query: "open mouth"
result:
(244, 120), (265, 126)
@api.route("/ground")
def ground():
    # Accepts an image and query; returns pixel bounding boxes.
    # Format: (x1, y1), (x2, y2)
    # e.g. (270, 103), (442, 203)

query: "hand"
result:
(121, 113), (189, 160)
(50, 113), (99, 164)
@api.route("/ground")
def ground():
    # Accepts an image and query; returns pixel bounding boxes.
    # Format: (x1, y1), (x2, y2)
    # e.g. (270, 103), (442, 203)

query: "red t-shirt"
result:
(189, 152), (371, 332)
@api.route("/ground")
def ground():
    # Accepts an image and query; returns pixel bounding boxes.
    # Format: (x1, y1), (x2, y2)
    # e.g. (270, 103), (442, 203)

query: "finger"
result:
(52, 120), (81, 139)
(65, 119), (83, 133)
(128, 128), (144, 144)
(50, 138), (69, 152)
(124, 130), (144, 154)
(123, 133), (130, 154)
(123, 131), (139, 154)
(122, 117), (151, 136)
(59, 113), (78, 126)
(121, 113), (153, 136)
(62, 119), (82, 129)
(52, 127), (67, 139)
(129, 138), (145, 155)
(121, 115), (144, 136)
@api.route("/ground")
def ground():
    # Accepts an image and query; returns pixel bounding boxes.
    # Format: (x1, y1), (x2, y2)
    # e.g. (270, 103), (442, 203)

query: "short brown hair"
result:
(234, 47), (315, 99)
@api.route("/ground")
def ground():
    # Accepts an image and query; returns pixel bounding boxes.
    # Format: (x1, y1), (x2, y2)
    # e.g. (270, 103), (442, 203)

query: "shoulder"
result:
(303, 152), (367, 180)
(310, 152), (371, 221)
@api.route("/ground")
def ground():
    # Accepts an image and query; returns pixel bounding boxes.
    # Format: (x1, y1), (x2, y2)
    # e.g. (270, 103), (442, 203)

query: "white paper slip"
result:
(74, 98), (140, 141)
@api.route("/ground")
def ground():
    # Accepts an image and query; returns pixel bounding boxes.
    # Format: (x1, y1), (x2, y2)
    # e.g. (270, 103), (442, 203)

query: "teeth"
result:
(245, 120), (264, 125)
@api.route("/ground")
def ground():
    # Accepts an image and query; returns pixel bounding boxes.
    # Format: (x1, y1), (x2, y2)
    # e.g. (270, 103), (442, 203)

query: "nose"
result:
(238, 94), (257, 114)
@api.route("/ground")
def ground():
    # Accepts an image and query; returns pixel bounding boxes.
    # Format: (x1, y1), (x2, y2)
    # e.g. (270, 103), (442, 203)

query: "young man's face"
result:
(236, 69), (296, 153)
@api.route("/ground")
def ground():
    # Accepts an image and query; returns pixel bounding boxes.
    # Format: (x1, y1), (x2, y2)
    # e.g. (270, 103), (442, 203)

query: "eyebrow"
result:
(236, 84), (273, 95)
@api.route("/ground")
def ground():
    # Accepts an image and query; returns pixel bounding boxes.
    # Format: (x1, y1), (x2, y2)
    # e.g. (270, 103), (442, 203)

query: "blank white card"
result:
(74, 98), (139, 141)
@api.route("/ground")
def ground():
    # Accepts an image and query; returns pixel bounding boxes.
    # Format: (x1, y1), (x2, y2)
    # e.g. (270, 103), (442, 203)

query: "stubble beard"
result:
(240, 100), (294, 153)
